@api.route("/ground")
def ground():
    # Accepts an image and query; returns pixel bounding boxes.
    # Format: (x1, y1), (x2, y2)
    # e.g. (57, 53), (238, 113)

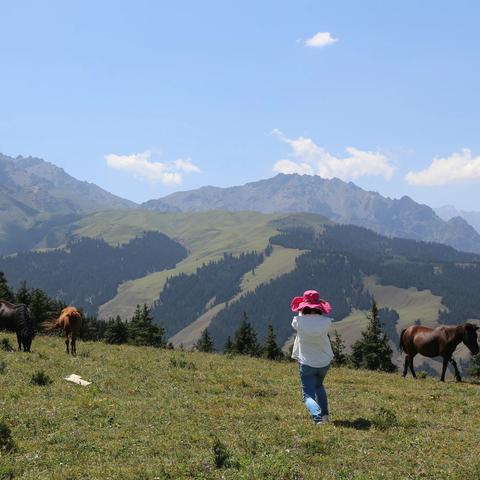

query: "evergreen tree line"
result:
(0, 231), (187, 314)
(4, 269), (477, 375)
(0, 271), (166, 347)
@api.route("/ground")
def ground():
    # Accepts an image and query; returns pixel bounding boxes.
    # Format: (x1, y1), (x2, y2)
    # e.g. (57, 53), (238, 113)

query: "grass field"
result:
(1, 334), (479, 479)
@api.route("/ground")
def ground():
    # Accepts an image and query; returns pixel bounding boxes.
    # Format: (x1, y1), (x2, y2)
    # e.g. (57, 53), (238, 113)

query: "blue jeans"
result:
(299, 363), (330, 422)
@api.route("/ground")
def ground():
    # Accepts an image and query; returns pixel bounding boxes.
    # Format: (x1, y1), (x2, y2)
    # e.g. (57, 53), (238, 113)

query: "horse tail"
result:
(41, 317), (64, 332)
(399, 328), (407, 352)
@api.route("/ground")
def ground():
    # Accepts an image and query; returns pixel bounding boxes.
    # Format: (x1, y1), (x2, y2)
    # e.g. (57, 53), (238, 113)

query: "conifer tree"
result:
(232, 311), (259, 356)
(195, 328), (215, 352)
(262, 324), (283, 360)
(104, 316), (129, 344)
(15, 280), (31, 305)
(0, 272), (14, 302)
(128, 304), (166, 348)
(331, 329), (347, 366)
(224, 336), (233, 353)
(468, 354), (480, 378)
(350, 300), (396, 372)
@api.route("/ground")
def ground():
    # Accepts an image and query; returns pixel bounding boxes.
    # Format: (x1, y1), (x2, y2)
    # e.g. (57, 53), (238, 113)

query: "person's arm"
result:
(291, 316), (300, 331)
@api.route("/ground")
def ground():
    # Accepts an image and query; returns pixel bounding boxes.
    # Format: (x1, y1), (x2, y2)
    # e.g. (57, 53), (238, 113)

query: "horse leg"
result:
(440, 356), (449, 382)
(65, 332), (70, 355)
(408, 355), (417, 378)
(71, 334), (76, 356)
(450, 357), (461, 382)
(16, 332), (22, 351)
(403, 355), (409, 377)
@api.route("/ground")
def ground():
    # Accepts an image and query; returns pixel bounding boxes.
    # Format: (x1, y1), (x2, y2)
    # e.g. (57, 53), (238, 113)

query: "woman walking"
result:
(291, 290), (333, 425)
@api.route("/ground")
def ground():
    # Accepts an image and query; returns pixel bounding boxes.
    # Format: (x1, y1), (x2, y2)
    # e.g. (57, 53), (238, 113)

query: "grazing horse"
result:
(400, 323), (479, 382)
(0, 300), (34, 351)
(43, 307), (82, 355)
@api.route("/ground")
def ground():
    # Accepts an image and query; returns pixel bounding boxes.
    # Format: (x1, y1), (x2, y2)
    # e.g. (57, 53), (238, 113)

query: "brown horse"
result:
(400, 323), (479, 382)
(43, 307), (82, 355)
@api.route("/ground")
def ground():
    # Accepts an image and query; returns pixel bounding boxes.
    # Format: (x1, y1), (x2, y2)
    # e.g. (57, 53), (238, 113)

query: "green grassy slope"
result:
(1, 334), (479, 479)
(89, 211), (322, 320)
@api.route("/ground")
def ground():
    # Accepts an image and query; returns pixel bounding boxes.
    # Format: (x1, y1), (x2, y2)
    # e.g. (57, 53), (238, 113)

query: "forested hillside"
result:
(151, 252), (264, 337)
(0, 232), (187, 314)
(204, 224), (480, 350)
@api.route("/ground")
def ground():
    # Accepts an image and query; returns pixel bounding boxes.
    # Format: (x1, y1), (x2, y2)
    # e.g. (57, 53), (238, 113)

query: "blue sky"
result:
(1, 1), (480, 209)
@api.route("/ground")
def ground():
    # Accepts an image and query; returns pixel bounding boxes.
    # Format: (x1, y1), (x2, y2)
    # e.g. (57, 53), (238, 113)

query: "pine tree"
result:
(468, 354), (480, 378)
(104, 316), (129, 344)
(15, 280), (31, 305)
(195, 328), (215, 352)
(262, 324), (283, 360)
(224, 336), (233, 353)
(0, 272), (14, 302)
(232, 311), (259, 356)
(350, 300), (397, 372)
(331, 329), (347, 366)
(128, 304), (166, 348)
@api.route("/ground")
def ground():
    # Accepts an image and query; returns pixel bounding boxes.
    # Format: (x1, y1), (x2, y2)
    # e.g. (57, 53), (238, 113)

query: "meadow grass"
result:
(1, 334), (479, 479)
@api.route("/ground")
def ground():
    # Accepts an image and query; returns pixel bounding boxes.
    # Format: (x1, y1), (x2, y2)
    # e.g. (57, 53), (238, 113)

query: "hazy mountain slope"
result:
(435, 205), (480, 234)
(0, 153), (136, 254)
(0, 153), (135, 214)
(143, 174), (480, 254)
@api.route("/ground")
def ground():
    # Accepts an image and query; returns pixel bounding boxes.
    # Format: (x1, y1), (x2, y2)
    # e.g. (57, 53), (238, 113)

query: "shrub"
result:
(0, 420), (15, 452)
(30, 370), (52, 386)
(169, 357), (196, 370)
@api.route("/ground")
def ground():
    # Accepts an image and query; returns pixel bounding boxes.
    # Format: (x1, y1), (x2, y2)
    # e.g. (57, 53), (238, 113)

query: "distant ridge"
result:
(435, 205), (480, 235)
(143, 173), (480, 254)
(0, 153), (136, 254)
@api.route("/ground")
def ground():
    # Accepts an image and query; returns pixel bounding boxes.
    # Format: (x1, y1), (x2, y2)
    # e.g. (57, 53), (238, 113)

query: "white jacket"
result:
(291, 314), (334, 368)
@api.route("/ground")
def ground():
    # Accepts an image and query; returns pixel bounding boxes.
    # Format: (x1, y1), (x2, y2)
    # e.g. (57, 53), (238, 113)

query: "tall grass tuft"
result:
(372, 407), (398, 430)
(0, 420), (15, 452)
(1, 338), (14, 352)
(30, 370), (52, 386)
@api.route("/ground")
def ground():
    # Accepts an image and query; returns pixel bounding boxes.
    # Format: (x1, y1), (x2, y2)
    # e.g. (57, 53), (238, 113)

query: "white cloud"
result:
(105, 150), (201, 185)
(305, 32), (338, 48)
(272, 130), (395, 181)
(405, 149), (480, 186)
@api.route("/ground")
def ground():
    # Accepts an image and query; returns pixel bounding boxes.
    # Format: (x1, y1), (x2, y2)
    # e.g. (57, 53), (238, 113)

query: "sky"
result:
(1, 0), (480, 209)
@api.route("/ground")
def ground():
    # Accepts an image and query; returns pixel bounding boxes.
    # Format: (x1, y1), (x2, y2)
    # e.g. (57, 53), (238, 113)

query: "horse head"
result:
(463, 323), (479, 355)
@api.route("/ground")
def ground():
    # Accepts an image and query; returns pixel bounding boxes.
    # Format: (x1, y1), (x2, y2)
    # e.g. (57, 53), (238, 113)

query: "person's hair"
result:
(301, 306), (323, 315)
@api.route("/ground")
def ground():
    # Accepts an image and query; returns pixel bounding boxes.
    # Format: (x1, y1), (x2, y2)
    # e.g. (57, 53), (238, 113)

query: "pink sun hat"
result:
(290, 290), (331, 315)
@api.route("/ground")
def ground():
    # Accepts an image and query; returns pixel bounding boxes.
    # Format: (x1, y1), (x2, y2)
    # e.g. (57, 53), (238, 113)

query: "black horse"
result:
(0, 300), (34, 351)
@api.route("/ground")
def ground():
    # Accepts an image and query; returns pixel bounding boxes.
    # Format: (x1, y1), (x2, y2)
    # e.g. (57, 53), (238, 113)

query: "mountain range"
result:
(1, 152), (480, 255)
(143, 174), (480, 254)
